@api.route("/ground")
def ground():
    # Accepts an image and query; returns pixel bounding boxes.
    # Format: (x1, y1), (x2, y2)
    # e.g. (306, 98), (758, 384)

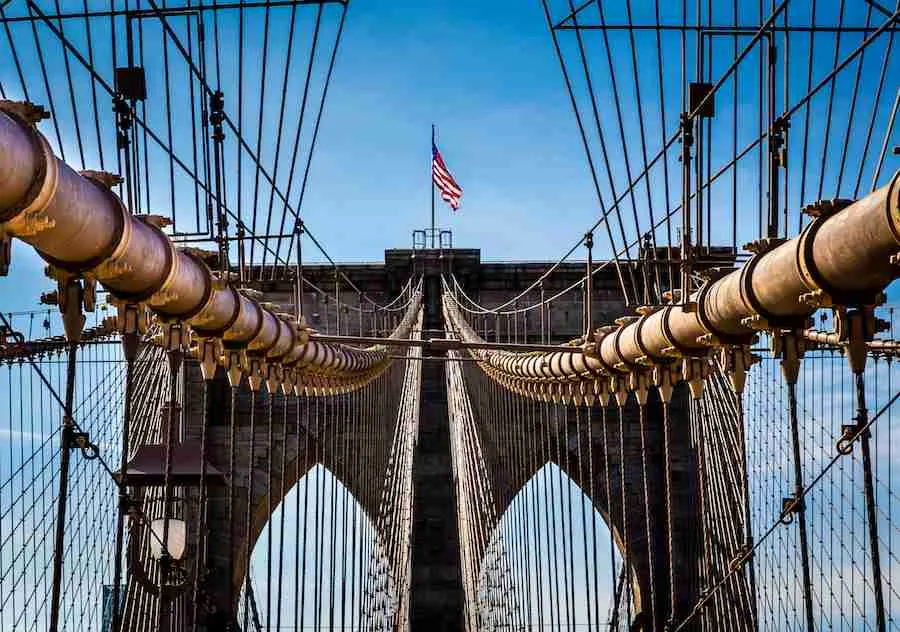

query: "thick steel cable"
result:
(295, 395), (312, 632)
(617, 402), (632, 627)
(637, 399), (658, 628)
(785, 375), (816, 631)
(274, 391), (290, 632)
(241, 387), (258, 632)
(566, 0), (643, 299)
(854, 366), (887, 631)
(258, 2), (320, 276)
(263, 386), (275, 628)
(190, 362), (212, 631)
(225, 381), (239, 629)
(47, 341), (77, 632)
(105, 328), (136, 632)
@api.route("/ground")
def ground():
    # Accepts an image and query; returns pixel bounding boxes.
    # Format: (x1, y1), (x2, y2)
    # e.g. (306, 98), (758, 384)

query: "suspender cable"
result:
(224, 352), (241, 630)
(779, 333), (815, 631)
(616, 398), (632, 627)
(48, 292), (81, 632)
(636, 387), (658, 627)
(263, 377), (275, 628)
(274, 387), (290, 632)
(561, 405), (577, 629)
(191, 339), (217, 631)
(241, 379), (259, 632)
(575, 404), (593, 631)
(157, 324), (185, 632)
(296, 396), (311, 632)
(112, 309), (139, 632)
(845, 308), (888, 631)
(599, 398), (620, 630)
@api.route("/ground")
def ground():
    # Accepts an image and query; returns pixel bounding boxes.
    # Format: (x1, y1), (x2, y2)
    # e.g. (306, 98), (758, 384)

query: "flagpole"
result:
(430, 124), (436, 249)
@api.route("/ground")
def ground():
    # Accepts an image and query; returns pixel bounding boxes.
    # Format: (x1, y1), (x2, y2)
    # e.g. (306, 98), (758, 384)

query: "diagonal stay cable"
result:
(0, 311), (175, 557)
(674, 386), (900, 631)
(132, 0), (354, 285)
(529, 2), (900, 320)
(277, 3), (349, 278)
(19, 0), (297, 270)
(539, 0), (634, 305)
(138, 0), (327, 228)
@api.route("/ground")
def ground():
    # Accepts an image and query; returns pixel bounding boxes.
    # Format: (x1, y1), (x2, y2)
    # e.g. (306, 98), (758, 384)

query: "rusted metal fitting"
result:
(681, 357), (710, 400)
(282, 368), (298, 397)
(652, 364), (681, 404)
(833, 306), (880, 375)
(265, 362), (284, 395)
(779, 495), (804, 524)
(68, 428), (100, 460)
(772, 330), (805, 385)
(629, 371), (650, 406)
(223, 348), (245, 388)
(161, 321), (190, 353)
(112, 301), (144, 363)
(245, 356), (265, 392)
(728, 544), (754, 573)
(0, 100), (51, 126)
(112, 300), (147, 336)
(51, 275), (87, 343)
(611, 375), (629, 407)
(837, 424), (858, 455)
(580, 380), (596, 407)
(718, 345), (758, 395)
(196, 338), (221, 382)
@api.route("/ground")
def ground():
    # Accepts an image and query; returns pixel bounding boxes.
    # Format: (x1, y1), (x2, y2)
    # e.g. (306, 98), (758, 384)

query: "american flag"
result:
(432, 142), (463, 211)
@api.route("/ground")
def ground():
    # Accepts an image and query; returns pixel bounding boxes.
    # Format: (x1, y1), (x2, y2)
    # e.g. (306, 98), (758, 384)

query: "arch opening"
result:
(240, 463), (398, 631)
(477, 462), (629, 630)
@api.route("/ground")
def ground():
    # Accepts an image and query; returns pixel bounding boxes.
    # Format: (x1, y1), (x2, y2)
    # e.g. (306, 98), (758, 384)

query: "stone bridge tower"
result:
(127, 246), (750, 630)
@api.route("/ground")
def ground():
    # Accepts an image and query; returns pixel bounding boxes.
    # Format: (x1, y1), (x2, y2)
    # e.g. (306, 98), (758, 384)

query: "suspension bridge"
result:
(1, 0), (900, 630)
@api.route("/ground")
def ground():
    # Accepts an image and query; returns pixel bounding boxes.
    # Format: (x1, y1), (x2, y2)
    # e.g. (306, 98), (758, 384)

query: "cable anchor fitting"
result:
(780, 494), (805, 524)
(67, 426), (100, 460)
(836, 418), (871, 455)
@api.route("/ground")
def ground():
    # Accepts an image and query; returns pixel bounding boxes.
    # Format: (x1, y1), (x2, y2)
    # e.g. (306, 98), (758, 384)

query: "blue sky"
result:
(0, 0), (604, 313)
(296, 0), (601, 262)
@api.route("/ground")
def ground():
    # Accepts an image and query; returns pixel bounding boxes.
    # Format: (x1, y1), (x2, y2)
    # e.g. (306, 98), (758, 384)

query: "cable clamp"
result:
(0, 100), (50, 126)
(836, 419), (870, 455)
(67, 428), (100, 460)
(780, 495), (804, 524)
(728, 544), (754, 572)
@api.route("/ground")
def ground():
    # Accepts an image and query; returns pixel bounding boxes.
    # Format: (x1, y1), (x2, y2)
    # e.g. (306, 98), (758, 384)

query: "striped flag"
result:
(432, 142), (463, 211)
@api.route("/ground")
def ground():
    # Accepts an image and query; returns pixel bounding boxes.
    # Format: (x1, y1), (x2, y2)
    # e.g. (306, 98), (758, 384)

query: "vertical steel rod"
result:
(785, 377), (815, 631)
(48, 340), (79, 632)
(855, 369), (887, 631)
(584, 232), (593, 337)
(680, 114), (694, 301)
(112, 316), (139, 632)
(48, 277), (83, 632)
